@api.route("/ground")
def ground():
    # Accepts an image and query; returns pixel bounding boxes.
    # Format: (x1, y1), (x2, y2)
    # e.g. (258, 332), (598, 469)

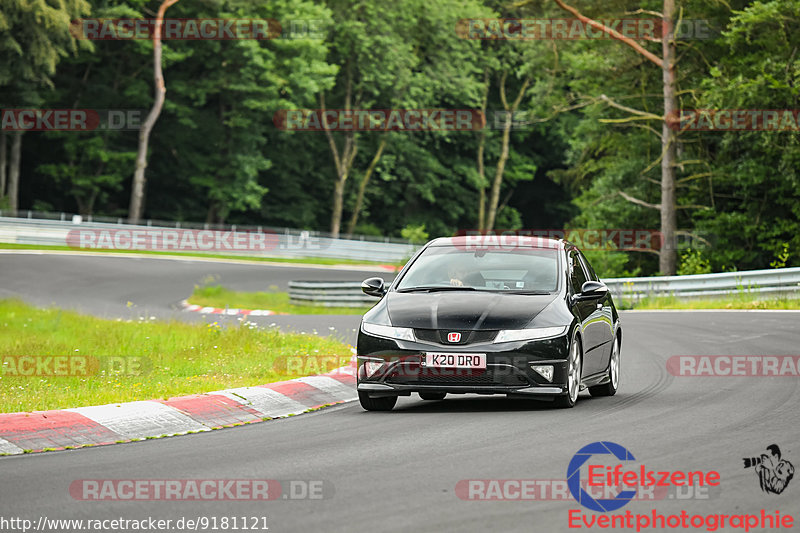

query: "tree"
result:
(128, 0), (179, 223)
(483, 73), (531, 231)
(551, 0), (679, 274)
(0, 132), (5, 203)
(321, 0), (489, 237)
(0, 0), (90, 213)
(688, 0), (800, 270)
(159, 0), (337, 224)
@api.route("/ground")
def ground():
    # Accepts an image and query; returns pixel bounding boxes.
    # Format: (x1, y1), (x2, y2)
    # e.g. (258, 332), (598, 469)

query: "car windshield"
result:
(395, 245), (559, 293)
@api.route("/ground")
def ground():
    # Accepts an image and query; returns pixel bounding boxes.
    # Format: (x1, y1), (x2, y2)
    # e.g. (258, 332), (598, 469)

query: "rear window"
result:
(395, 246), (559, 293)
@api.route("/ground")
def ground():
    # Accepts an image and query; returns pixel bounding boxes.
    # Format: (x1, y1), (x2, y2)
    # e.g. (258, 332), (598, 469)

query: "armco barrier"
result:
(288, 281), (379, 307)
(604, 267), (800, 302)
(289, 268), (800, 306)
(0, 215), (419, 263)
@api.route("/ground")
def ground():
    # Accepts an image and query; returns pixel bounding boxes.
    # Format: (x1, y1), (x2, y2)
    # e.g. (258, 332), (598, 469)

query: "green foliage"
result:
(3, 0), (799, 279)
(770, 243), (790, 269)
(400, 223), (429, 244)
(678, 249), (712, 276)
(0, 0), (92, 88)
(582, 250), (641, 279)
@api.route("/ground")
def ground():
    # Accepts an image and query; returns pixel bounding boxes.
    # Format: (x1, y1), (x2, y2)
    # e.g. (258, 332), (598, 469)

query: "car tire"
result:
(553, 333), (582, 409)
(358, 391), (398, 411)
(418, 392), (446, 401)
(589, 335), (620, 397)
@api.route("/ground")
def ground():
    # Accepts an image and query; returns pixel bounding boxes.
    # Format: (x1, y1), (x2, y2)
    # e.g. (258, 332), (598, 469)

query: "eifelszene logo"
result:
(567, 441), (638, 512)
(566, 442), (796, 531)
(566, 441), (721, 512)
(743, 444), (794, 495)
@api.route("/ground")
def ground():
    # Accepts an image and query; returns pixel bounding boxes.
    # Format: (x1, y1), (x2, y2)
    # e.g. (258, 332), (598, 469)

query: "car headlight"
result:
(361, 322), (416, 342)
(494, 325), (568, 343)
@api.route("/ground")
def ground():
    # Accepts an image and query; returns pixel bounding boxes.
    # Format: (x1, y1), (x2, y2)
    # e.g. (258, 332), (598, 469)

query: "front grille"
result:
(414, 329), (498, 345)
(385, 363), (529, 386)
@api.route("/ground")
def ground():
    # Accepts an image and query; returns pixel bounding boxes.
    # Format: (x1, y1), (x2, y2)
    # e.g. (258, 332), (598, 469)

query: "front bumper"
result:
(356, 330), (571, 398)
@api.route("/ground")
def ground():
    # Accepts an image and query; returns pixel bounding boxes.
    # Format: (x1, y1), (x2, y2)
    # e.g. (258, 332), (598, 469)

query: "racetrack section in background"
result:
(0, 251), (387, 343)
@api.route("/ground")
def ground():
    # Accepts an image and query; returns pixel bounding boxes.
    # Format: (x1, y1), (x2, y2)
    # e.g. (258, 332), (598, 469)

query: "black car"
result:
(356, 236), (621, 410)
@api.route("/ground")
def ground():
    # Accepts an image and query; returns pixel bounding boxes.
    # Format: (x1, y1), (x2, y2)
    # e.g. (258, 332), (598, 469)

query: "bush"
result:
(401, 223), (429, 244)
(678, 248), (712, 276)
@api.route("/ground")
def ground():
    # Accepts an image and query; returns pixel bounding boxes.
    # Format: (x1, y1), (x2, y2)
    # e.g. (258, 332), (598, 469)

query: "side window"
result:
(569, 251), (588, 294)
(578, 252), (598, 281)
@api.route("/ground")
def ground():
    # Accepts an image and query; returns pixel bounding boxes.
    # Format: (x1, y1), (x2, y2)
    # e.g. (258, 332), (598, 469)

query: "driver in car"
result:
(448, 265), (467, 286)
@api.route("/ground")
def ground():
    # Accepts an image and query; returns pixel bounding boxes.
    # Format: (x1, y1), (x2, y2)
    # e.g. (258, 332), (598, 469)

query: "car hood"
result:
(386, 291), (558, 330)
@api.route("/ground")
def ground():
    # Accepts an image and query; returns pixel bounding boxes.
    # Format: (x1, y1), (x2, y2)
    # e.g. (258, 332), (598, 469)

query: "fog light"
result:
(365, 361), (384, 377)
(531, 365), (554, 382)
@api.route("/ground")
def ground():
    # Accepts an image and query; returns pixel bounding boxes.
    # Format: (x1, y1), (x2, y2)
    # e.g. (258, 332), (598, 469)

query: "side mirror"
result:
(573, 280), (608, 302)
(361, 277), (386, 298)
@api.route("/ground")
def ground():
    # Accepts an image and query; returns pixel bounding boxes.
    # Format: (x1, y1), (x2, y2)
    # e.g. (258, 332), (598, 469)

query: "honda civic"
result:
(356, 235), (621, 410)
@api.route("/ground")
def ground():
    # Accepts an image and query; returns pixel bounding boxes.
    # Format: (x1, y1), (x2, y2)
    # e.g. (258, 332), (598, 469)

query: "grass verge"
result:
(0, 299), (352, 413)
(189, 284), (372, 315)
(0, 242), (404, 269)
(623, 294), (800, 310)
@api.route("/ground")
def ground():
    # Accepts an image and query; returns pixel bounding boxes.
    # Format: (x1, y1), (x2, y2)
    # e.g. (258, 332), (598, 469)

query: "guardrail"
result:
(604, 267), (800, 302)
(288, 281), (379, 307)
(288, 267), (800, 307)
(0, 209), (415, 243)
(0, 216), (420, 263)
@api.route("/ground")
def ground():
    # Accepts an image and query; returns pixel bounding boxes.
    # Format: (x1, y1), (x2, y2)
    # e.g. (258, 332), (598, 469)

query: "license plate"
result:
(424, 353), (486, 369)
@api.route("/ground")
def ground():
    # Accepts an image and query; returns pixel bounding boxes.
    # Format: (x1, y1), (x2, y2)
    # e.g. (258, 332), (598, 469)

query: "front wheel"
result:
(589, 336), (620, 397)
(358, 391), (398, 411)
(553, 333), (582, 409)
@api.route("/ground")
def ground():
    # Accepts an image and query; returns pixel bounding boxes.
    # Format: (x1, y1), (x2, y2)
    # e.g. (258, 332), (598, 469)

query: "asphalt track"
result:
(0, 252), (391, 344)
(1, 252), (799, 533)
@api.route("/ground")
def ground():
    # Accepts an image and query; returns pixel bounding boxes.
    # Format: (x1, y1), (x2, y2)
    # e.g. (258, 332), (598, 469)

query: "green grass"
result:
(189, 284), (372, 315)
(0, 242), (404, 269)
(624, 294), (800, 310)
(0, 299), (353, 413)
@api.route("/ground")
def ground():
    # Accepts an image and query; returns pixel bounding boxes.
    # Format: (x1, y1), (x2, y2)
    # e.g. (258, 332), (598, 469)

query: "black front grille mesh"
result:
(385, 363), (529, 386)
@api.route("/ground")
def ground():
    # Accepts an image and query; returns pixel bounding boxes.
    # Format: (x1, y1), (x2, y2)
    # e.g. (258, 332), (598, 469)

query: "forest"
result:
(1, 0), (799, 276)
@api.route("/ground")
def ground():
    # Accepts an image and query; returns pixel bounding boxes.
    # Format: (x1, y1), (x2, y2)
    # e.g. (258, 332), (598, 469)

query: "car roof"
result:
(427, 235), (567, 250)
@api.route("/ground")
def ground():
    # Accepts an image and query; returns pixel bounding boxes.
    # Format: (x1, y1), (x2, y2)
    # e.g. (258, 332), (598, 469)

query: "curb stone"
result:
(0, 362), (357, 456)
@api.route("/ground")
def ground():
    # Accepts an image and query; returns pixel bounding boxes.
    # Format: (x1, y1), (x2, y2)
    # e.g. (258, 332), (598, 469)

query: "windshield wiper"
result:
(506, 290), (552, 295)
(396, 286), (479, 293)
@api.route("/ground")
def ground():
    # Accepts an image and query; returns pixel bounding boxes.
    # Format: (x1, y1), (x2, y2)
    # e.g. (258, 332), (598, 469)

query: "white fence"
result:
(288, 281), (379, 307)
(604, 267), (800, 302)
(0, 215), (419, 263)
(287, 268), (800, 306)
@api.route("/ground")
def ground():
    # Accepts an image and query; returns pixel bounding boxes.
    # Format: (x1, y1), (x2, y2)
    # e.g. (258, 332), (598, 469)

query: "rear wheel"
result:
(358, 391), (398, 411)
(589, 335), (620, 397)
(419, 392), (446, 401)
(553, 334), (582, 409)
